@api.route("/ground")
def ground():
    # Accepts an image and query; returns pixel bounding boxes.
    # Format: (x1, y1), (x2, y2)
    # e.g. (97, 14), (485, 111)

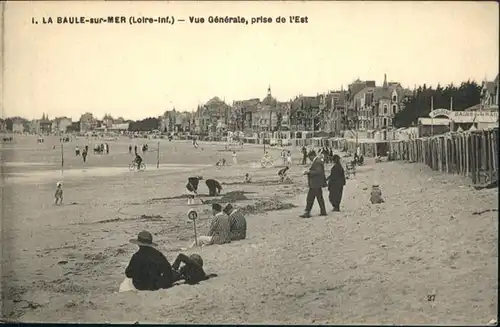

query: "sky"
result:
(2, 1), (499, 121)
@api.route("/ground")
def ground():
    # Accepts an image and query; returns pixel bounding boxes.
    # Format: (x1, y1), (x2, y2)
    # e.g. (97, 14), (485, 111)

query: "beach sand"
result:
(1, 135), (497, 324)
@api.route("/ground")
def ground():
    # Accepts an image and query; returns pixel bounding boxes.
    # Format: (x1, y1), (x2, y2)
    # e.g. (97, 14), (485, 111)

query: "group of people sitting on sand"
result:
(188, 203), (247, 248)
(121, 230), (218, 292)
(121, 202), (247, 292)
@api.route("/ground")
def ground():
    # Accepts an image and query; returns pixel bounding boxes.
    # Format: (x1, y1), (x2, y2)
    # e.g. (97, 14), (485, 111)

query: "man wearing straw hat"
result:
(124, 231), (174, 291)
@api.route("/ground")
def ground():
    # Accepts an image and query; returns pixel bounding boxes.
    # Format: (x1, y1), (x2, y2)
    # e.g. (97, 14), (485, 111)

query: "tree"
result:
(393, 80), (481, 128)
(5, 118), (13, 131)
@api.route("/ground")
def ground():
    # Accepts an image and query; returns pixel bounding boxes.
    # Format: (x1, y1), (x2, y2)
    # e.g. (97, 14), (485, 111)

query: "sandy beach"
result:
(0, 135), (497, 324)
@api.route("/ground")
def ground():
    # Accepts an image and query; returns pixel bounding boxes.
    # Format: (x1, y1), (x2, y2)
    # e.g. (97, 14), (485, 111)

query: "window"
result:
(383, 118), (388, 126)
(365, 92), (374, 106)
(392, 104), (397, 114)
(383, 104), (388, 115)
(392, 95), (397, 102)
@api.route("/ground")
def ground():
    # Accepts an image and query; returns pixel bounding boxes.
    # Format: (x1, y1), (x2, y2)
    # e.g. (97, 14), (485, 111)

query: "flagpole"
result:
(430, 96), (434, 137)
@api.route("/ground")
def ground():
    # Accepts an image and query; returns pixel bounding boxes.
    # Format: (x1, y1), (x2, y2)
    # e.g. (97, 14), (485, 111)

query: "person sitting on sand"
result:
(216, 158), (226, 166)
(223, 204), (247, 241)
(278, 166), (290, 183)
(124, 231), (174, 291)
(54, 182), (63, 205)
(244, 173), (252, 183)
(205, 178), (222, 196)
(189, 203), (231, 248)
(186, 176), (203, 205)
(171, 253), (217, 285)
(370, 185), (385, 204)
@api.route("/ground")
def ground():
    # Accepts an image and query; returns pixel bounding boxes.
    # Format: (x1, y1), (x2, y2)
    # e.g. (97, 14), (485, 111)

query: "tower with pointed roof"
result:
(383, 73), (388, 89)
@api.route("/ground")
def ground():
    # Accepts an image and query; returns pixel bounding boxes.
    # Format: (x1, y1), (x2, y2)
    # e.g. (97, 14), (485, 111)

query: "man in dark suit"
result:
(300, 150), (327, 218)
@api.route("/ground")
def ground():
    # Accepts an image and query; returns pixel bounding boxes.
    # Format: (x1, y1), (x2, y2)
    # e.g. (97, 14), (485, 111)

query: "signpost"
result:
(187, 209), (198, 247)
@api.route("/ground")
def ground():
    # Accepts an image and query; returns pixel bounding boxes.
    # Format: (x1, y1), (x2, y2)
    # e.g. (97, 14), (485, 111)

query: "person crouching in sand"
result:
(186, 176), (203, 205)
(205, 178), (222, 196)
(370, 184), (385, 204)
(54, 182), (63, 205)
(189, 203), (231, 248)
(244, 173), (252, 183)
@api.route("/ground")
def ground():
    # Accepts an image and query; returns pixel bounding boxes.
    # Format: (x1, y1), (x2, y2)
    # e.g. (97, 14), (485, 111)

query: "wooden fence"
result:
(388, 128), (499, 184)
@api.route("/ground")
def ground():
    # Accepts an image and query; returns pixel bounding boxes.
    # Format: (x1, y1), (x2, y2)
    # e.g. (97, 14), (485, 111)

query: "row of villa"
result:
(2, 73), (498, 139)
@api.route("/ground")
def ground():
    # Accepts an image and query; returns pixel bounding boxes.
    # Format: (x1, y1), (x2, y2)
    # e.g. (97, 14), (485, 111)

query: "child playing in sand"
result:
(244, 173), (252, 183)
(171, 253), (217, 285)
(54, 182), (63, 205)
(370, 185), (384, 204)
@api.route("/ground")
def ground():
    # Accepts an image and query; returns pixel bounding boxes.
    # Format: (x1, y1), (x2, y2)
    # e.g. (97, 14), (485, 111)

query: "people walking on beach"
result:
(124, 231), (174, 291)
(82, 148), (88, 163)
(281, 149), (287, 166)
(189, 203), (231, 248)
(301, 146), (307, 165)
(54, 182), (63, 205)
(327, 154), (346, 212)
(223, 204), (247, 241)
(134, 145), (138, 155)
(300, 150), (327, 218)
(232, 151), (238, 165)
(129, 145), (132, 154)
(75, 146), (80, 156)
(205, 178), (222, 196)
(105, 143), (109, 155)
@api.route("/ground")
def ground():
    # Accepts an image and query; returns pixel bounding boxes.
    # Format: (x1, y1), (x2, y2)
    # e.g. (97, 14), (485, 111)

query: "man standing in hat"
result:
(223, 204), (247, 241)
(125, 231), (174, 291)
(300, 150), (327, 218)
(189, 203), (231, 247)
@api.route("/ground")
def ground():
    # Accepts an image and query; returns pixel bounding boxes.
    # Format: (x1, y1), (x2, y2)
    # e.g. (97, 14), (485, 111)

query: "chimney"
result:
(383, 73), (388, 88)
